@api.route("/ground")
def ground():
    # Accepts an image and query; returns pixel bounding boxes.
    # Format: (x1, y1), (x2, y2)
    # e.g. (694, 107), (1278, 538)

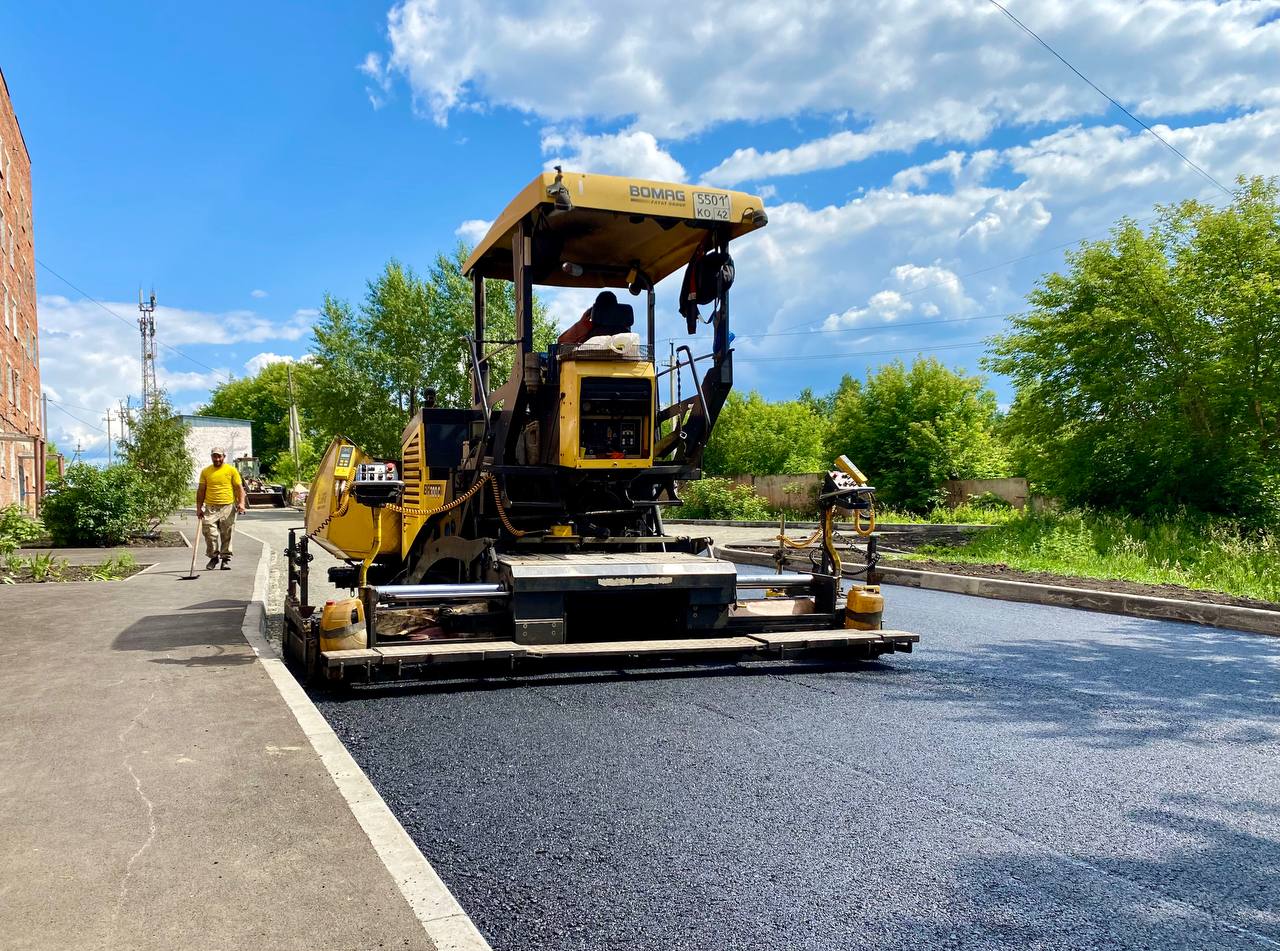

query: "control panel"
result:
(351, 461), (405, 507)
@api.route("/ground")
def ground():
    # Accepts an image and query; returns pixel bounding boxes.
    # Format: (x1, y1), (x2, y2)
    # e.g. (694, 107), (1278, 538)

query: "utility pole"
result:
(668, 341), (676, 408)
(118, 400), (130, 452)
(104, 410), (113, 465)
(286, 363), (301, 477)
(138, 289), (158, 412)
(73, 441), (83, 463)
(42, 390), (48, 496)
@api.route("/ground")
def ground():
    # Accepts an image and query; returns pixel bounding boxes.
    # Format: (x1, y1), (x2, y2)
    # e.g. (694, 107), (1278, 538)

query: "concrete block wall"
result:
(180, 416), (253, 486)
(940, 477), (1030, 509)
(725, 473), (823, 510)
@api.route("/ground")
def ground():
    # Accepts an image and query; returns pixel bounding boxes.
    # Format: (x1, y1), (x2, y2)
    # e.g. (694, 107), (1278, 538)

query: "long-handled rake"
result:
(179, 519), (201, 581)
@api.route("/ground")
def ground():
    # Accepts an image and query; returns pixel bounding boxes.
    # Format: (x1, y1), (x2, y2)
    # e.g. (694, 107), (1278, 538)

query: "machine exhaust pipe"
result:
(734, 572), (814, 589)
(371, 583), (509, 606)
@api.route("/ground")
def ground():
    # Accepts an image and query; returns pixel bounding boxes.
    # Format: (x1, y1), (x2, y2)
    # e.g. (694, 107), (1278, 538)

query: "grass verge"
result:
(898, 509), (1279, 603)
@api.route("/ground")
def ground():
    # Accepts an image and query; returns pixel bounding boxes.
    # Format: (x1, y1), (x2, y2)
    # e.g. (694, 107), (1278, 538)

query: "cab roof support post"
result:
(513, 218), (533, 356)
(647, 287), (656, 357)
(472, 271), (487, 404)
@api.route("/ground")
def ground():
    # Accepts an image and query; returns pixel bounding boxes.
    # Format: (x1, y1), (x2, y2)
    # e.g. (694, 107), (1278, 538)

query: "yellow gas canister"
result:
(319, 597), (367, 652)
(844, 585), (884, 631)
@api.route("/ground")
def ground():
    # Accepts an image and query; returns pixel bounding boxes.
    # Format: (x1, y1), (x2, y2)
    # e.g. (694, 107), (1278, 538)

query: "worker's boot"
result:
(220, 555), (232, 571)
(206, 556), (221, 570)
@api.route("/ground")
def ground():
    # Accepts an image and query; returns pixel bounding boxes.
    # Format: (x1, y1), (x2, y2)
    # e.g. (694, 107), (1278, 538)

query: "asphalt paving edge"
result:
(718, 545), (1280, 637)
(237, 530), (494, 951)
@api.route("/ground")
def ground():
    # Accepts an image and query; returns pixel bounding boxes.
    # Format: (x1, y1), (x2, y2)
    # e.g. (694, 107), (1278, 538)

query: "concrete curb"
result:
(238, 530), (493, 951)
(718, 546), (1280, 637)
(668, 518), (991, 531)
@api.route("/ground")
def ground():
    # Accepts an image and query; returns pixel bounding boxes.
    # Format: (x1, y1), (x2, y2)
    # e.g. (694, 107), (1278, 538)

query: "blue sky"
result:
(4, 1), (1279, 461)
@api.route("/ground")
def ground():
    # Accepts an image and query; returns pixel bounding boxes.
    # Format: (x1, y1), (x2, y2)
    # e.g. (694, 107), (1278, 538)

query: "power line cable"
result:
(735, 340), (988, 364)
(45, 398), (107, 434)
(35, 259), (231, 382)
(43, 395), (107, 415)
(659, 310), (1016, 346)
(987, 0), (1232, 197)
(722, 310), (1022, 345)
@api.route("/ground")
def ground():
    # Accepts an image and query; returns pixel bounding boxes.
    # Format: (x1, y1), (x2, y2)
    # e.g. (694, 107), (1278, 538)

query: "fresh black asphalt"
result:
(311, 583), (1280, 950)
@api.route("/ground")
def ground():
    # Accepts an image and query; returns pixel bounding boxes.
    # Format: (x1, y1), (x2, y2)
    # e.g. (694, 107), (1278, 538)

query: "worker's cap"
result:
(210, 447), (225, 456)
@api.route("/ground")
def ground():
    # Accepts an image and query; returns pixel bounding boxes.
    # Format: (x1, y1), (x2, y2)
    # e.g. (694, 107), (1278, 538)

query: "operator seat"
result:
(557, 291), (634, 347)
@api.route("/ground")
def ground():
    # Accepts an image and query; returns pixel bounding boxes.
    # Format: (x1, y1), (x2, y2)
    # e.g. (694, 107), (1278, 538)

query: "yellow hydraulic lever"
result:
(359, 505), (383, 587)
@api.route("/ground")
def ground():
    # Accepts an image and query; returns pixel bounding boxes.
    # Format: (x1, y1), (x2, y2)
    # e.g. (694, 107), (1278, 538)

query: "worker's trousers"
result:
(201, 504), (238, 559)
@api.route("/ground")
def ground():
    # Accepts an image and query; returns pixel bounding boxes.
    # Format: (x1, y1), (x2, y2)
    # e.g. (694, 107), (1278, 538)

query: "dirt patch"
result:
(3, 563), (149, 584)
(24, 530), (186, 550)
(882, 558), (1279, 612)
(124, 530), (187, 549)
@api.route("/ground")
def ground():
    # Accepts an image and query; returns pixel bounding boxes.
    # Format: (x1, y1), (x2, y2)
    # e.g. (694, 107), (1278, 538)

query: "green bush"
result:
(42, 464), (144, 546)
(672, 478), (772, 520)
(0, 504), (43, 557)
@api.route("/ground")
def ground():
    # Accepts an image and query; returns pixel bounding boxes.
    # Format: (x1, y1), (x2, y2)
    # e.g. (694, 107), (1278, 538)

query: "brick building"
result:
(0, 68), (41, 513)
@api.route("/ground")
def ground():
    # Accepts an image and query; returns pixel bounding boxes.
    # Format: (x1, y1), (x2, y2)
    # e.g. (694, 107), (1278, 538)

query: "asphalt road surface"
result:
(246, 510), (1280, 950)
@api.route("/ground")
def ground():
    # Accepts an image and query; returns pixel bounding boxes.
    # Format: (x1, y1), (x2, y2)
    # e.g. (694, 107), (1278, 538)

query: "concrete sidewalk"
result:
(0, 514), (434, 951)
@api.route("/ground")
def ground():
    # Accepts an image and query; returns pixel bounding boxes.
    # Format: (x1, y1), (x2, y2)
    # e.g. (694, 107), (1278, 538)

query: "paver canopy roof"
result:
(462, 170), (767, 288)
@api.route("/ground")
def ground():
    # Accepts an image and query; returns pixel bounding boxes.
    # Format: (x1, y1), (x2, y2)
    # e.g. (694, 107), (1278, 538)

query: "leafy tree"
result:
(196, 360), (301, 467)
(302, 247), (556, 458)
(269, 439), (323, 488)
(704, 391), (832, 475)
(44, 440), (63, 484)
(122, 393), (191, 528)
(797, 386), (836, 418)
(42, 464), (143, 546)
(988, 176), (1280, 523)
(829, 358), (1008, 511)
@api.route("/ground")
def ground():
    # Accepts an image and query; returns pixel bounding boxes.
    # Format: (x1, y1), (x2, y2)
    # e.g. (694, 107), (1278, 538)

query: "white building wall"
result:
(180, 416), (252, 486)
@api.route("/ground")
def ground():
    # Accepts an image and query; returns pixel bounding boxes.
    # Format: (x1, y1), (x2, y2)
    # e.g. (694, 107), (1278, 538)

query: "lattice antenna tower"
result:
(138, 288), (158, 412)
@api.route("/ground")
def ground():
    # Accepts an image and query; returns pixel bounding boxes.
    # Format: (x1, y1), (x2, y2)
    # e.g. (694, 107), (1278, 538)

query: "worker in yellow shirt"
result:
(195, 447), (247, 570)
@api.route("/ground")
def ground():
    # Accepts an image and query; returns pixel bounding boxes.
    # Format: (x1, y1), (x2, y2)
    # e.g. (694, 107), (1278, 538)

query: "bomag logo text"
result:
(630, 184), (686, 202)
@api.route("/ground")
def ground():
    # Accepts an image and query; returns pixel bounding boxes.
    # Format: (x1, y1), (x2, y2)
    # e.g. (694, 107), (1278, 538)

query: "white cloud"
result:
(244, 352), (296, 375)
(371, 0), (1280, 140)
(362, 0), (1280, 399)
(704, 112), (994, 187)
(250, 288), (268, 299)
(541, 128), (685, 181)
(359, 51), (393, 109)
(155, 305), (313, 347)
(819, 266), (972, 331)
(455, 218), (493, 245)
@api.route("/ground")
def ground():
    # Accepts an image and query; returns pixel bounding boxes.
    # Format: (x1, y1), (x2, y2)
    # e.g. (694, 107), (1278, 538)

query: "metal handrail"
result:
(463, 334), (491, 421)
(675, 344), (710, 424)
